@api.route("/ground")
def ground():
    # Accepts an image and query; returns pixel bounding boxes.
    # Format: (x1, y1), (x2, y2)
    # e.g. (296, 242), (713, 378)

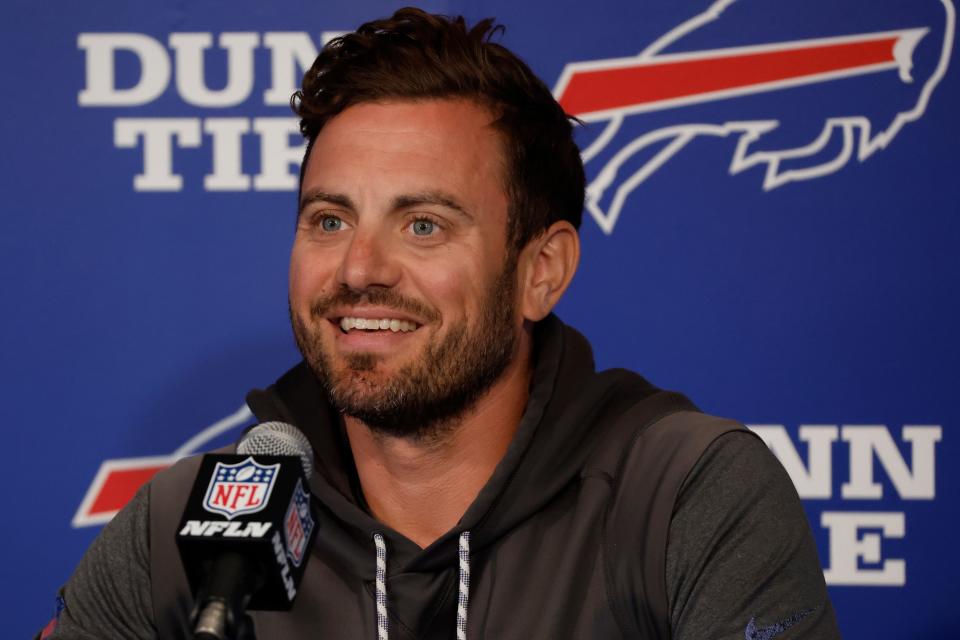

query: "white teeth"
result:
(339, 317), (418, 333)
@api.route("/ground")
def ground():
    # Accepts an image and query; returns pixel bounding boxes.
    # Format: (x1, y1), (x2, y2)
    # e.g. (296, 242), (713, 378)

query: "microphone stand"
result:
(192, 551), (262, 640)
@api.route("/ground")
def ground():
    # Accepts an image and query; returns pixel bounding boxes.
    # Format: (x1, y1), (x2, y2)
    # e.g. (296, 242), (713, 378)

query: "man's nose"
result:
(336, 226), (401, 291)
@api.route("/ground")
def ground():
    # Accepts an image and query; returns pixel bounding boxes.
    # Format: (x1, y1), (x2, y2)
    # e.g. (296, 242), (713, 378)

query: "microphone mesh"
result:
(237, 421), (314, 478)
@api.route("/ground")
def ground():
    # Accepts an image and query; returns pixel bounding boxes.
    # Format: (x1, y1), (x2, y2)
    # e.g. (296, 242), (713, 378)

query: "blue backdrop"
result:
(2, 1), (957, 637)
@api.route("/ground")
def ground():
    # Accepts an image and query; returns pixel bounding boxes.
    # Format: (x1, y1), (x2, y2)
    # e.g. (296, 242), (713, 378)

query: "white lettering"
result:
(245, 521), (273, 538)
(252, 118), (305, 190)
(272, 530), (297, 600)
(179, 520), (209, 536)
(179, 520), (273, 537)
(262, 33), (319, 106)
(750, 425), (838, 498)
(320, 31), (349, 45)
(78, 33), (171, 106)
(842, 425), (942, 499)
(114, 118), (201, 190)
(821, 511), (905, 586)
(168, 33), (259, 107)
(204, 118), (251, 190)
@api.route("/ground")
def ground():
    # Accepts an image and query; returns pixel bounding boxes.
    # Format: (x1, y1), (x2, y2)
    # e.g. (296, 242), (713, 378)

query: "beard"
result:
(291, 261), (519, 441)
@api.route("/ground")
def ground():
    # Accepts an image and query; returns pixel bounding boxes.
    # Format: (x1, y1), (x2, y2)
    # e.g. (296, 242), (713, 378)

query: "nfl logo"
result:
(284, 478), (314, 567)
(203, 457), (280, 520)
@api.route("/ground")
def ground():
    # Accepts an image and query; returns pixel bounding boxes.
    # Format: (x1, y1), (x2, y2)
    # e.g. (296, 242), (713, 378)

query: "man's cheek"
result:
(290, 248), (331, 288)
(419, 273), (475, 311)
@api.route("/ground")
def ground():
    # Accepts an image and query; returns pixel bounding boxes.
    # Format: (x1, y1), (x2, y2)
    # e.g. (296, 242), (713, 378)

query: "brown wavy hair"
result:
(292, 7), (585, 251)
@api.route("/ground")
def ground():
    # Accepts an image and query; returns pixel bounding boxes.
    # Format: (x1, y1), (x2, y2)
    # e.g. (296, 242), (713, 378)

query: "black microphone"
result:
(176, 422), (318, 640)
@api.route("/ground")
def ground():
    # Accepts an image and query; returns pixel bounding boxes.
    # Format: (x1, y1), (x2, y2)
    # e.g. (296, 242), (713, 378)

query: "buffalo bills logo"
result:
(203, 456), (279, 519)
(554, 0), (955, 233)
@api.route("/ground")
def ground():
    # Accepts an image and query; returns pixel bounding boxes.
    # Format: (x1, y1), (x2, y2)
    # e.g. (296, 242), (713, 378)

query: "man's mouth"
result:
(338, 316), (419, 333)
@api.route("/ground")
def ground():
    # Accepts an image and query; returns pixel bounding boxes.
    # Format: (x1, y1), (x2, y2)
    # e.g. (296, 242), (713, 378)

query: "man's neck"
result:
(343, 345), (533, 549)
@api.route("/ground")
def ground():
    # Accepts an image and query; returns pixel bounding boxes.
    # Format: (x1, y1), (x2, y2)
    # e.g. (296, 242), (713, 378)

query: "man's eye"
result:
(411, 219), (436, 236)
(320, 216), (343, 232)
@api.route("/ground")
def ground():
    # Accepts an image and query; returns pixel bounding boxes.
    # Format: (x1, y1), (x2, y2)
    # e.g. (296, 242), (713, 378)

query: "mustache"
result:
(308, 286), (440, 322)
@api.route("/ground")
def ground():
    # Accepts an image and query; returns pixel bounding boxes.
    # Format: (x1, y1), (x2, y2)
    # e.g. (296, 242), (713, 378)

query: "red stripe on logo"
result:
(559, 35), (900, 116)
(88, 464), (169, 514)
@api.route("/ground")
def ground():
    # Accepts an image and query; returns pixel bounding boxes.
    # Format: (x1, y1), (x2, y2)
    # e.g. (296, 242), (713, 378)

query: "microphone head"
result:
(238, 421), (314, 478)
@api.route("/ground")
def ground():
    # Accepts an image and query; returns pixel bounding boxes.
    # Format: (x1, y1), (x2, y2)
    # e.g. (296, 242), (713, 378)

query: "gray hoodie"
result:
(50, 316), (839, 639)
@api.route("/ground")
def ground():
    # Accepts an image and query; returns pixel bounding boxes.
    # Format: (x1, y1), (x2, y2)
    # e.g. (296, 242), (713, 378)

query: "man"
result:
(48, 8), (839, 639)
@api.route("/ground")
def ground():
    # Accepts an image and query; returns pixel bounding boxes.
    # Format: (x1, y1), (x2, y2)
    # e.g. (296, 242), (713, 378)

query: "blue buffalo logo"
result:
(203, 456), (280, 519)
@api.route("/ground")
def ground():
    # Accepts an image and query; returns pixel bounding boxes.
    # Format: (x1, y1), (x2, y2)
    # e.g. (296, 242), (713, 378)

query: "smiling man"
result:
(286, 97), (570, 549)
(48, 8), (839, 640)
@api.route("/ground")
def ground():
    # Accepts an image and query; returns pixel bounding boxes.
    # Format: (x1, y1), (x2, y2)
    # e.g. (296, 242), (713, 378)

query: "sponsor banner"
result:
(3, 1), (957, 638)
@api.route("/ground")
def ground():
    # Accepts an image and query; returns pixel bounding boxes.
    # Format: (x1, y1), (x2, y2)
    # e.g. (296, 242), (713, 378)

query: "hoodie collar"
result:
(245, 314), (660, 572)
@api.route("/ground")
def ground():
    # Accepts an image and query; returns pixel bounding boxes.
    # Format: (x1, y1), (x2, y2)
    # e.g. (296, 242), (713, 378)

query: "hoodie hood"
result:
(244, 315), (672, 637)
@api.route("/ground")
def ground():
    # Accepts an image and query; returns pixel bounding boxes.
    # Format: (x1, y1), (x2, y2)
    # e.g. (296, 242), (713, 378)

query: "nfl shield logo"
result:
(284, 477), (314, 567)
(203, 457), (280, 519)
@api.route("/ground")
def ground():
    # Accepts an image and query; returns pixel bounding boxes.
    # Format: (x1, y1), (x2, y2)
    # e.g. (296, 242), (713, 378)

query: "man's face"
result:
(289, 99), (521, 438)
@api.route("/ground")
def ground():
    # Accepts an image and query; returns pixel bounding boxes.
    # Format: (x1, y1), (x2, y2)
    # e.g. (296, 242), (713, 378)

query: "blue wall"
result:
(3, 1), (957, 637)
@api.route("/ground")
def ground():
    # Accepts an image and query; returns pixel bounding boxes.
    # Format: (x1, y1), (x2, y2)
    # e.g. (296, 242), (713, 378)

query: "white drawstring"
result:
(373, 533), (389, 640)
(371, 531), (472, 640)
(456, 531), (471, 640)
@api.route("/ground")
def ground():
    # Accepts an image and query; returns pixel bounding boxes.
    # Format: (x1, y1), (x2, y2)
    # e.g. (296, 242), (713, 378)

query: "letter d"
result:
(78, 33), (170, 106)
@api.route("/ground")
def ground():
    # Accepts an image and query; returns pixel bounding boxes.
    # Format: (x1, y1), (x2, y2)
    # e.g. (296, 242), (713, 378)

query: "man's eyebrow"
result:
(298, 190), (355, 216)
(393, 191), (474, 220)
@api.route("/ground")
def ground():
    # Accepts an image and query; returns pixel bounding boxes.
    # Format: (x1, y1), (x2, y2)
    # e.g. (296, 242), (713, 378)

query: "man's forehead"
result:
(299, 98), (510, 199)
(312, 99), (500, 152)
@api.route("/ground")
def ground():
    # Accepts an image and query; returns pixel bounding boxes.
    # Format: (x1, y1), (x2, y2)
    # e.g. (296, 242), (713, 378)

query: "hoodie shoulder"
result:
(597, 408), (748, 638)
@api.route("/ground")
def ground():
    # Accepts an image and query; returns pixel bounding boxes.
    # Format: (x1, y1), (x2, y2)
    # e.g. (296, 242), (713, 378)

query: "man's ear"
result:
(518, 220), (580, 322)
